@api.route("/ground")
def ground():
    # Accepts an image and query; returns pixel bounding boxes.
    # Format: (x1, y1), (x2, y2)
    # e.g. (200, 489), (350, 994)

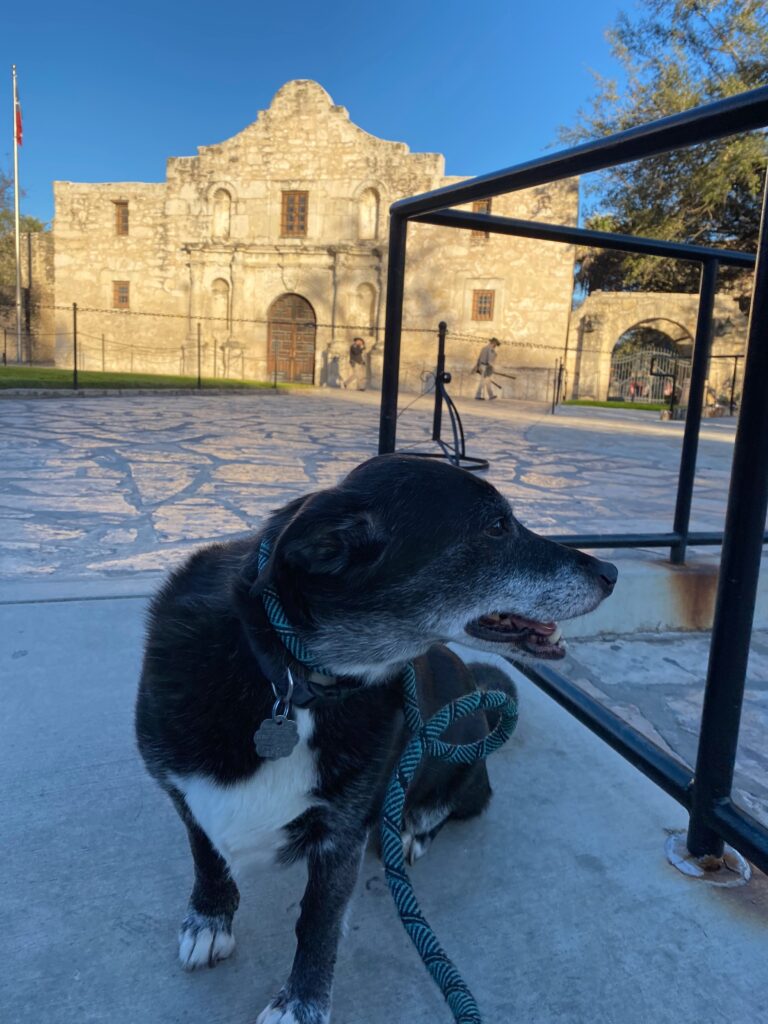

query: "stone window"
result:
(114, 201), (129, 236)
(358, 188), (379, 240)
(112, 281), (130, 309)
(472, 289), (495, 321)
(472, 199), (491, 239)
(281, 191), (308, 237)
(212, 189), (231, 240)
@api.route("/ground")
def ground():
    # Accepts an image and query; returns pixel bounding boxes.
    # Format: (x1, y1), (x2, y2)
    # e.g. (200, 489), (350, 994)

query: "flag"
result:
(15, 87), (22, 146)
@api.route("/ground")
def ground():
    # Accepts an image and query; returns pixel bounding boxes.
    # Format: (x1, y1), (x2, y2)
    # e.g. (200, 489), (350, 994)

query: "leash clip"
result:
(270, 667), (295, 722)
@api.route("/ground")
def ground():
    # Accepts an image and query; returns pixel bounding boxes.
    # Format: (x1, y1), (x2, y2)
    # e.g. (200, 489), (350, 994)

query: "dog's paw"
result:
(178, 910), (235, 970)
(256, 992), (329, 1024)
(402, 829), (432, 865)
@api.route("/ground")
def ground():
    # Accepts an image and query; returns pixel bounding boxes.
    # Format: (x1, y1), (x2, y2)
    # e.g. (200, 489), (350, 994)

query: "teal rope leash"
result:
(257, 538), (334, 676)
(381, 663), (518, 1024)
(256, 540), (519, 1023)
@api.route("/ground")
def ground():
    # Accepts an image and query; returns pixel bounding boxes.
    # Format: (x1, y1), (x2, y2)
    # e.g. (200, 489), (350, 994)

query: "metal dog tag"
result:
(254, 717), (300, 759)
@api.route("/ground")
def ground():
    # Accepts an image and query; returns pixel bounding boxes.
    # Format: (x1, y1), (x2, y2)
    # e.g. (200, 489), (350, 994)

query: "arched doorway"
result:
(267, 294), (317, 384)
(608, 319), (693, 403)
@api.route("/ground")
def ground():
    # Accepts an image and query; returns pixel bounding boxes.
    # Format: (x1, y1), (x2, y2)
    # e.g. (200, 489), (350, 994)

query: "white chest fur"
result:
(170, 709), (319, 877)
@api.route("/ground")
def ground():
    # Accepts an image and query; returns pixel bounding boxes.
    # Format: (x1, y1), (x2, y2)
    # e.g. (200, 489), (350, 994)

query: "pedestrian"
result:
(474, 337), (501, 400)
(342, 337), (367, 391)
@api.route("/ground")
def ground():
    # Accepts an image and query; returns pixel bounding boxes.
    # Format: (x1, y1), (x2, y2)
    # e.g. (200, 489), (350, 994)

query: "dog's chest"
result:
(171, 709), (319, 876)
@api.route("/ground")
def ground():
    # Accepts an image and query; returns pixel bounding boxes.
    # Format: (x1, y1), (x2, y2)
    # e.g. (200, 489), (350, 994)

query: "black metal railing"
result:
(378, 86), (768, 874)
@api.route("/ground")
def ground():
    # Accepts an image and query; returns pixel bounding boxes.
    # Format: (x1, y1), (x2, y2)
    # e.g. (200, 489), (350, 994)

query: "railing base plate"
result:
(665, 831), (752, 886)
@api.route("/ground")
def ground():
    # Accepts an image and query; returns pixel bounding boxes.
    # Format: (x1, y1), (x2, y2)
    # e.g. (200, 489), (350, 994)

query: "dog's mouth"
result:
(464, 612), (566, 660)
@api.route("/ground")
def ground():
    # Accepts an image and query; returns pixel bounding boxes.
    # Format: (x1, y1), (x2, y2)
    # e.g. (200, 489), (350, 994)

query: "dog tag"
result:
(254, 717), (300, 759)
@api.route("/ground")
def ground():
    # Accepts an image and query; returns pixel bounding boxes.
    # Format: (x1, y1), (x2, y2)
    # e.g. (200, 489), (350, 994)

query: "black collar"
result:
(234, 580), (365, 708)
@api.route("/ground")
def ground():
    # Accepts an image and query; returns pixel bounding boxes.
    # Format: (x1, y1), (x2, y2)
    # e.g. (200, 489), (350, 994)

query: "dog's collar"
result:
(238, 538), (366, 710)
(238, 601), (364, 709)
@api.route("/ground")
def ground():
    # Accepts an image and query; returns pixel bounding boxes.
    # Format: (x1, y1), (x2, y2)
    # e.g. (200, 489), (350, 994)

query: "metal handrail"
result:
(377, 86), (768, 874)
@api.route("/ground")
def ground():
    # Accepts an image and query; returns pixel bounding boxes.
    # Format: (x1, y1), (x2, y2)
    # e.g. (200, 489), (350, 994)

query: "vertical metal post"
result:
(670, 259), (718, 564)
(12, 66), (23, 364)
(551, 359), (561, 415)
(197, 322), (202, 390)
(3, 327), (6, 365)
(378, 214), (408, 454)
(432, 321), (447, 442)
(729, 356), (739, 415)
(686, 181), (768, 858)
(72, 303), (78, 390)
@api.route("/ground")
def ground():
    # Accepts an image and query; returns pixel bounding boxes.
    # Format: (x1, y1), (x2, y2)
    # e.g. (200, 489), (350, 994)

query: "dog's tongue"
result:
(508, 615), (557, 635)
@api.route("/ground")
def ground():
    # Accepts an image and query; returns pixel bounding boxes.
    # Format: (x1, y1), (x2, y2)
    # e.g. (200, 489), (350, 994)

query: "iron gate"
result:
(608, 347), (692, 403)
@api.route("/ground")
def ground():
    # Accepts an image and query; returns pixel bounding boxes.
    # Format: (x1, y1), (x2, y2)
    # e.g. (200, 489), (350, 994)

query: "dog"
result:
(135, 454), (616, 1024)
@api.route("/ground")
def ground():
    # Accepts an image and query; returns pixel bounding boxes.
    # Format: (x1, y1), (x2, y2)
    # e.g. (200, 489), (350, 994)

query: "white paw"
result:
(178, 911), (235, 970)
(256, 998), (329, 1024)
(256, 1007), (299, 1024)
(402, 830), (431, 865)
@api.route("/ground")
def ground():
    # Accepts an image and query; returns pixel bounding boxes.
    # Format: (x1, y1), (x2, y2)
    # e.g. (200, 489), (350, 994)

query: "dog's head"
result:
(250, 454), (616, 681)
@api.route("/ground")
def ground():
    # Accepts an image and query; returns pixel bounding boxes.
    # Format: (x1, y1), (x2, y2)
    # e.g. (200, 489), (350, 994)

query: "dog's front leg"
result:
(257, 836), (365, 1024)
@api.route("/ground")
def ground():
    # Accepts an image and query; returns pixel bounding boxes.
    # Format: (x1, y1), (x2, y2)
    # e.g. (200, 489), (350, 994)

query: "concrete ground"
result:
(1, 390), (766, 1022)
(2, 595), (767, 1024)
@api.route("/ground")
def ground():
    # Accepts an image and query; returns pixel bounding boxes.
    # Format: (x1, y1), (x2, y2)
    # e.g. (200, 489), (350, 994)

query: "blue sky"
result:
(3, 0), (631, 224)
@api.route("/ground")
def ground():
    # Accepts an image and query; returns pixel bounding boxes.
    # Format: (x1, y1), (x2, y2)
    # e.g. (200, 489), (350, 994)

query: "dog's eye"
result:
(485, 518), (510, 538)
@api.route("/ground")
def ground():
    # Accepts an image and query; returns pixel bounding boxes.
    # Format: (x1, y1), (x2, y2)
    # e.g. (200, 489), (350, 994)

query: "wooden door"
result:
(267, 294), (316, 384)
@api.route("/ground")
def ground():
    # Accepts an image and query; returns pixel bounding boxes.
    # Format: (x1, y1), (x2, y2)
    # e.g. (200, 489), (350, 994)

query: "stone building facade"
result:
(49, 79), (578, 396)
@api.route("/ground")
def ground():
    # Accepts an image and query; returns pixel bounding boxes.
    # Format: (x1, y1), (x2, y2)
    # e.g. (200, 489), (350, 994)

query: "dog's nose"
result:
(594, 557), (618, 593)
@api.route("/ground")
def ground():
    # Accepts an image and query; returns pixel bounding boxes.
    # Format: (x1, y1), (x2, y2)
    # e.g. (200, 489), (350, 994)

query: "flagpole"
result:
(12, 64), (23, 363)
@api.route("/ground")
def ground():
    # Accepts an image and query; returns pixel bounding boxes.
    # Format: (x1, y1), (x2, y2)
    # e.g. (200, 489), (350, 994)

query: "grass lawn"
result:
(0, 366), (282, 390)
(564, 399), (667, 412)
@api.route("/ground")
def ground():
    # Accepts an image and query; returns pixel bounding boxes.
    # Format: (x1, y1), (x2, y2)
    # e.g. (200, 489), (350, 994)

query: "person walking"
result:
(342, 337), (367, 391)
(474, 337), (501, 400)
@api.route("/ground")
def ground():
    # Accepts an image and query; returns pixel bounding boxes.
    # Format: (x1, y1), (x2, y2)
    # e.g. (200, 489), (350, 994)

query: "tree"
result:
(565, 0), (768, 297)
(0, 169), (46, 306)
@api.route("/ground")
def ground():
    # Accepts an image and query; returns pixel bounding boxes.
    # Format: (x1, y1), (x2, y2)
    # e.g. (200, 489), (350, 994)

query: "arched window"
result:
(211, 278), (230, 333)
(212, 189), (231, 240)
(355, 283), (376, 331)
(358, 188), (379, 240)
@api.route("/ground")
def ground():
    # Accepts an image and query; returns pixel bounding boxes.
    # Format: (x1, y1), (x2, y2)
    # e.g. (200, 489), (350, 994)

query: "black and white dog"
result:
(136, 454), (616, 1023)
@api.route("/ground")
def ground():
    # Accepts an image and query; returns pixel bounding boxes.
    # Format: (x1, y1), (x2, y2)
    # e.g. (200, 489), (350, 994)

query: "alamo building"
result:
(43, 79), (577, 398)
(30, 79), (747, 400)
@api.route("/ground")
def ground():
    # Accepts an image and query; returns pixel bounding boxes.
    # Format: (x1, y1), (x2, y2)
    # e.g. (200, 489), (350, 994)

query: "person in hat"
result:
(342, 336), (367, 391)
(474, 337), (501, 400)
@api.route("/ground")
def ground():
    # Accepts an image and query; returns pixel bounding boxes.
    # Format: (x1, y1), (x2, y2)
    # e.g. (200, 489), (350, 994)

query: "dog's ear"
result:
(281, 510), (387, 576)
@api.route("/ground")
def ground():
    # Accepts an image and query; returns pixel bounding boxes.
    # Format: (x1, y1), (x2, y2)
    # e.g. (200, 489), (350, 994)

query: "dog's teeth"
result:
(547, 625), (563, 645)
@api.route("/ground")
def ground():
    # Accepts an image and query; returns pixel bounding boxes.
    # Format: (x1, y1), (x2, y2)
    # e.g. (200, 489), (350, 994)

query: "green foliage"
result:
(0, 366), (282, 390)
(0, 169), (46, 299)
(565, 0), (768, 295)
(614, 325), (681, 354)
(563, 399), (667, 410)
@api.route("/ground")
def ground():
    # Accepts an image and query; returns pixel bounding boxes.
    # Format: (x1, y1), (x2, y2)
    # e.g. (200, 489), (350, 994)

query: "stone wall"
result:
(50, 80), (577, 396)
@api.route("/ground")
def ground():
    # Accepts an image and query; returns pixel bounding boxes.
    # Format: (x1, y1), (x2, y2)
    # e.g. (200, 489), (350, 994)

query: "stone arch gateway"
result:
(566, 291), (748, 400)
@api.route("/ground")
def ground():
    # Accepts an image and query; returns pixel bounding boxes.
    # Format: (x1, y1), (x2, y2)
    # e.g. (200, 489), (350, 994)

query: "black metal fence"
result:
(377, 86), (768, 874)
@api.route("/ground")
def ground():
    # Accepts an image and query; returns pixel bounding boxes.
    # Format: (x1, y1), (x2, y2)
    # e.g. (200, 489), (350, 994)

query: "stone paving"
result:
(1, 389), (765, 832)
(0, 389), (739, 581)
